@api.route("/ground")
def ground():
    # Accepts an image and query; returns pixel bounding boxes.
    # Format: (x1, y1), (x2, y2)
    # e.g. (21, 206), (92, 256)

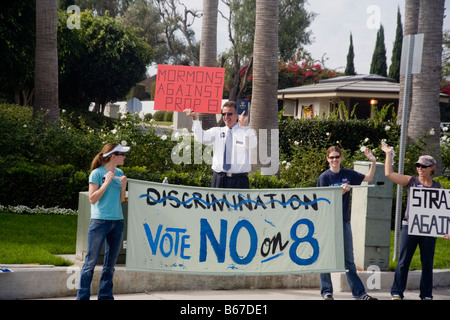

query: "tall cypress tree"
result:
(345, 33), (356, 75)
(388, 7), (403, 82)
(370, 24), (387, 77)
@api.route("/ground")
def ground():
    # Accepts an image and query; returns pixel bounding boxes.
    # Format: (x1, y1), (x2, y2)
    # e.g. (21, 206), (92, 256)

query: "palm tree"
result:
(397, 0), (419, 126)
(199, 0), (218, 68)
(197, 0), (219, 130)
(251, 0), (279, 175)
(34, 0), (59, 123)
(408, 0), (445, 174)
(394, 0), (444, 262)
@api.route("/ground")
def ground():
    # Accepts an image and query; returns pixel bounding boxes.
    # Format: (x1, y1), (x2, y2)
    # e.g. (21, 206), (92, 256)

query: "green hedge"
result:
(0, 105), (103, 169)
(279, 118), (400, 159)
(0, 157), (88, 209)
(152, 110), (174, 122)
(153, 110), (166, 121)
(0, 163), (292, 210)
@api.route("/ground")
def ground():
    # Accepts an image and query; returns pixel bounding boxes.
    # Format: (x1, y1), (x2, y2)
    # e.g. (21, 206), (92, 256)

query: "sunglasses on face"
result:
(328, 155), (341, 160)
(222, 112), (235, 117)
(114, 152), (126, 157)
(415, 163), (430, 169)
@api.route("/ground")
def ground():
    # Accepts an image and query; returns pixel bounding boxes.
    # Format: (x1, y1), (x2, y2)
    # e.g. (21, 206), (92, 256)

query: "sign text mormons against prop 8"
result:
(154, 65), (225, 114)
(126, 179), (345, 275)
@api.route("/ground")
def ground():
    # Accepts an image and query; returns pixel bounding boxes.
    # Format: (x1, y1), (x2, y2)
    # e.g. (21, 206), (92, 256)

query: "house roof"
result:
(277, 74), (449, 101)
(139, 75), (157, 93)
(278, 74), (399, 99)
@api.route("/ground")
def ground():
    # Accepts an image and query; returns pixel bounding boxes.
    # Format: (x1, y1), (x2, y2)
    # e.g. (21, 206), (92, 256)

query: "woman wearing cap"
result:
(77, 143), (129, 300)
(381, 143), (444, 300)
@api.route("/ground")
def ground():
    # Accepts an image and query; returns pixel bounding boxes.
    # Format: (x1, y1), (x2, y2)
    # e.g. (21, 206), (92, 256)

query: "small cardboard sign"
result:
(154, 65), (225, 114)
(408, 187), (450, 237)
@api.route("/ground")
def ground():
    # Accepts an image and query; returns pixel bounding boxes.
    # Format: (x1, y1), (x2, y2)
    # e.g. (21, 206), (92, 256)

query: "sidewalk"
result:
(37, 287), (450, 300)
(2, 255), (450, 300)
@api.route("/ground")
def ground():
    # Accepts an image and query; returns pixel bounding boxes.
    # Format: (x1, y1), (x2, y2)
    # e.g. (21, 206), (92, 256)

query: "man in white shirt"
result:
(184, 101), (257, 189)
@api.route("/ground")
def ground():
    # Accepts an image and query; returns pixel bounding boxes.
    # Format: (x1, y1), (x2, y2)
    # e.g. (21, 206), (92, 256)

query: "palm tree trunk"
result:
(34, 0), (59, 123)
(251, 0), (279, 175)
(397, 0), (419, 126)
(197, 0), (219, 130)
(408, 0), (445, 174)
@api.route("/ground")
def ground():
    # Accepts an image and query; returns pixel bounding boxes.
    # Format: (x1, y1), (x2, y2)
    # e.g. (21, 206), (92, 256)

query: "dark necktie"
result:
(223, 128), (232, 171)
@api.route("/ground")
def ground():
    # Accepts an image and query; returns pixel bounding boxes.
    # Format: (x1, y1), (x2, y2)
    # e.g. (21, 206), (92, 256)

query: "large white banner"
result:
(126, 179), (345, 275)
(408, 187), (450, 237)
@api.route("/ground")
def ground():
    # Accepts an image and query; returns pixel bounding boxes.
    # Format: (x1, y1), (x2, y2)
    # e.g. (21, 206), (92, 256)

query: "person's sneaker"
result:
(422, 297), (433, 300)
(356, 294), (377, 300)
(322, 294), (334, 300)
(391, 294), (402, 300)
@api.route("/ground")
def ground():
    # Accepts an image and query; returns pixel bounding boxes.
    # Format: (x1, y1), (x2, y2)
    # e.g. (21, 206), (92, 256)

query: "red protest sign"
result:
(154, 65), (225, 114)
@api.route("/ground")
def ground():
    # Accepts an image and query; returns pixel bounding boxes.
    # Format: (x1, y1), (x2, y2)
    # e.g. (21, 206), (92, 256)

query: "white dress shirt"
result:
(192, 120), (257, 173)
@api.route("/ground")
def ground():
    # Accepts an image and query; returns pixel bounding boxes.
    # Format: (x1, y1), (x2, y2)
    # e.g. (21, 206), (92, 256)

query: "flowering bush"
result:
(279, 117), (400, 160)
(440, 124), (450, 172)
(278, 53), (340, 89)
(0, 204), (77, 215)
(279, 117), (400, 186)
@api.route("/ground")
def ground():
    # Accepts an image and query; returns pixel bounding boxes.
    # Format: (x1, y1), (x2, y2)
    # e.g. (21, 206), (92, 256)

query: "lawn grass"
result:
(0, 212), (449, 269)
(0, 212), (77, 266)
(389, 231), (450, 271)
(153, 121), (173, 127)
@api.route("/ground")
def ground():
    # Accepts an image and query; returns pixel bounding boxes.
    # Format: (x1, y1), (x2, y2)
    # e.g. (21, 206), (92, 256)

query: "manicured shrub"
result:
(164, 111), (173, 122)
(0, 157), (88, 209)
(153, 110), (166, 121)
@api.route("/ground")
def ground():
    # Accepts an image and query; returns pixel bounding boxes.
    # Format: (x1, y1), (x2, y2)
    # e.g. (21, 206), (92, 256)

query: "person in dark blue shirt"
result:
(317, 146), (377, 300)
(381, 143), (446, 300)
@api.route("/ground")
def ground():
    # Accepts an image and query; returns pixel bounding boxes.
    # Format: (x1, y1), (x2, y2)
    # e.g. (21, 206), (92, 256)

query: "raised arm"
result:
(184, 108), (216, 145)
(381, 143), (411, 186)
(362, 148), (377, 182)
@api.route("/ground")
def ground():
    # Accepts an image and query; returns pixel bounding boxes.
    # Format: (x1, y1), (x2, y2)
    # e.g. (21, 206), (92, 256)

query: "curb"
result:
(1, 263), (449, 300)
(0, 265), (320, 300)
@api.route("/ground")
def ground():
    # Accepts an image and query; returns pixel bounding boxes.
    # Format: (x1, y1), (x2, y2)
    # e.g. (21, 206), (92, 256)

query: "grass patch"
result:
(152, 121), (173, 127)
(0, 212), (77, 266)
(389, 231), (450, 271)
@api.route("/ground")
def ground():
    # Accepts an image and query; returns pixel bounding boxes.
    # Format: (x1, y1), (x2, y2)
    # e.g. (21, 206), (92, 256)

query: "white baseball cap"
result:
(103, 144), (130, 157)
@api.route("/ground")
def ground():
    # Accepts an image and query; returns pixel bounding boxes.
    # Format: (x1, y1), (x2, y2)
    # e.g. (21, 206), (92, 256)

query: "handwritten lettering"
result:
(260, 232), (289, 258)
(127, 180), (345, 274)
(411, 188), (450, 210)
(143, 218), (319, 267)
(154, 65), (225, 114)
(409, 214), (450, 236)
(143, 223), (191, 259)
(409, 187), (450, 237)
(141, 188), (329, 212)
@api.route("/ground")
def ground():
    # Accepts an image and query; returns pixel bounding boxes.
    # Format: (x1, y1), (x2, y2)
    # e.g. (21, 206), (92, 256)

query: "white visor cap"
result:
(103, 144), (130, 157)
